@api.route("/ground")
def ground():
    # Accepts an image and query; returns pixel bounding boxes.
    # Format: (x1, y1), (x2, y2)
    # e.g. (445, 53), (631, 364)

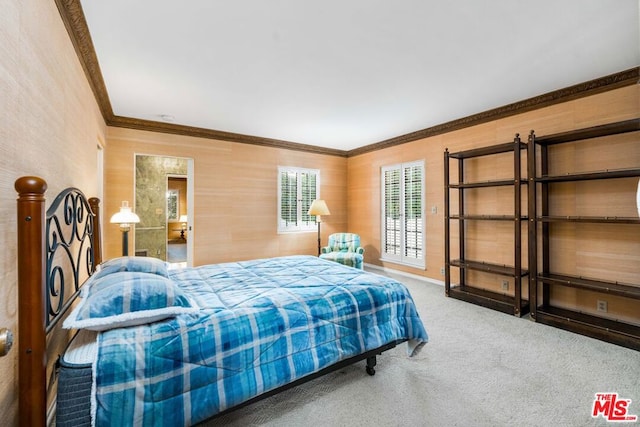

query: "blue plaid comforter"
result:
(93, 255), (428, 426)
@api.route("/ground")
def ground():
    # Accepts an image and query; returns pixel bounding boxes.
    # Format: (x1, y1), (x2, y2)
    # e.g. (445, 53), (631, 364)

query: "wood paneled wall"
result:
(0, 0), (106, 423)
(104, 128), (347, 265)
(347, 85), (639, 320)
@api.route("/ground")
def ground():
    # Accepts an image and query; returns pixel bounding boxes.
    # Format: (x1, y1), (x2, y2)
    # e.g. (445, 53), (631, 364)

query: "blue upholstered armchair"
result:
(319, 233), (365, 269)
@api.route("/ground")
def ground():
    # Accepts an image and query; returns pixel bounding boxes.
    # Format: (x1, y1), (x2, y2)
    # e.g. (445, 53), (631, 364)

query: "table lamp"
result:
(110, 201), (140, 256)
(308, 199), (330, 256)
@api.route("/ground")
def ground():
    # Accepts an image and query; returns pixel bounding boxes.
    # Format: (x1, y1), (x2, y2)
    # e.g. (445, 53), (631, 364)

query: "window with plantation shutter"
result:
(278, 167), (320, 233)
(381, 161), (424, 267)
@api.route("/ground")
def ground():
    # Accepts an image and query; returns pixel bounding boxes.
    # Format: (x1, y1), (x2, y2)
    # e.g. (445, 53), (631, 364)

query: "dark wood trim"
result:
(55, 1), (638, 158)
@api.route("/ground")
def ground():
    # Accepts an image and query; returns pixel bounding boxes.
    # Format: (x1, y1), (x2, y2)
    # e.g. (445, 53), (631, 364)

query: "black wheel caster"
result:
(366, 366), (375, 376)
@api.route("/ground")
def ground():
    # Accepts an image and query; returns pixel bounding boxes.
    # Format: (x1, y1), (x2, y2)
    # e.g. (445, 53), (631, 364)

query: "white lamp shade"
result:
(308, 199), (331, 216)
(179, 214), (188, 223)
(110, 201), (140, 225)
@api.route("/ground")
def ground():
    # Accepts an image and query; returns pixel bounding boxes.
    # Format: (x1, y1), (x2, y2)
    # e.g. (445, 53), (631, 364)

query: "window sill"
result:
(277, 229), (316, 235)
(379, 257), (425, 270)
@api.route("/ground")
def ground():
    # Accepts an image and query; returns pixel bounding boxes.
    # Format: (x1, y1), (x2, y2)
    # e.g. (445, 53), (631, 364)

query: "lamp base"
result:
(316, 222), (321, 256)
(121, 229), (129, 256)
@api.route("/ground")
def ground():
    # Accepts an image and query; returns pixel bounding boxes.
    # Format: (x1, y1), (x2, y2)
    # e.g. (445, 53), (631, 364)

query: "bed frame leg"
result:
(366, 356), (376, 376)
(16, 177), (48, 426)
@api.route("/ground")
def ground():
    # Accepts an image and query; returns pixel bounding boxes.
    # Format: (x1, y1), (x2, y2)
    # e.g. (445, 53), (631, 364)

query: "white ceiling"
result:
(80, 0), (639, 151)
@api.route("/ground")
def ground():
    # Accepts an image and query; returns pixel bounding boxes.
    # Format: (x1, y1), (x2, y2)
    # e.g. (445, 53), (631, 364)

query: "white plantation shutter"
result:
(404, 163), (423, 259)
(382, 167), (401, 257)
(381, 161), (424, 267)
(278, 167), (320, 232)
(280, 170), (298, 228)
(300, 171), (317, 228)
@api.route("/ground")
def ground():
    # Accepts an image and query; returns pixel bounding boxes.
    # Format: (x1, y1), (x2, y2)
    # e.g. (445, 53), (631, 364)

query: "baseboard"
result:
(364, 263), (444, 287)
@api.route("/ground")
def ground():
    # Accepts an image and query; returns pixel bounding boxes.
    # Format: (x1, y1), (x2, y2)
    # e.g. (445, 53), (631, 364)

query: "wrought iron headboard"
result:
(45, 187), (100, 333)
(15, 176), (102, 426)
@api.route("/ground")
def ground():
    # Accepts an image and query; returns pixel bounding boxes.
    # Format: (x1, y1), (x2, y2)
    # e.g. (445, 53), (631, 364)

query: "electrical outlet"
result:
(501, 280), (509, 291)
(596, 300), (608, 313)
(440, 267), (445, 276)
(431, 205), (437, 214)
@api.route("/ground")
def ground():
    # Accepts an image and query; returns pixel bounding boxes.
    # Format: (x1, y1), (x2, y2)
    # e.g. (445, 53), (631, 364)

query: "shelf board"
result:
(534, 305), (640, 351)
(448, 141), (527, 159)
(537, 216), (640, 224)
(533, 118), (640, 146)
(450, 259), (528, 277)
(536, 273), (640, 299)
(536, 167), (640, 183)
(450, 215), (526, 221)
(448, 286), (529, 316)
(449, 179), (519, 188)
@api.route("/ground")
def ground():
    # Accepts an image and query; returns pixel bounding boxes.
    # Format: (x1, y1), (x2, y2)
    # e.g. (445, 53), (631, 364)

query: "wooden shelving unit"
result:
(444, 135), (529, 316)
(527, 118), (640, 350)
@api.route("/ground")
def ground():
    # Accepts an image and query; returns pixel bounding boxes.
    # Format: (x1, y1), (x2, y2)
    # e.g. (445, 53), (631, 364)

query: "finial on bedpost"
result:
(15, 176), (47, 427)
(89, 197), (103, 267)
(15, 176), (47, 196)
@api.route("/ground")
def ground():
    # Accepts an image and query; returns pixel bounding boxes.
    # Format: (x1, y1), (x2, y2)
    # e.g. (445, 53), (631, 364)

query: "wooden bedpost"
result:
(15, 176), (47, 427)
(89, 197), (103, 267)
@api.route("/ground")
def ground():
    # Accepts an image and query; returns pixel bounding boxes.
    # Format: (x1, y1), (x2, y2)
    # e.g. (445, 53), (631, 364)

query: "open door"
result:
(134, 154), (194, 267)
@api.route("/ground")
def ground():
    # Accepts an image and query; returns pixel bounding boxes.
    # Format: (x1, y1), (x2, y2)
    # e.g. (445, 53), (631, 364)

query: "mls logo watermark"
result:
(592, 393), (638, 423)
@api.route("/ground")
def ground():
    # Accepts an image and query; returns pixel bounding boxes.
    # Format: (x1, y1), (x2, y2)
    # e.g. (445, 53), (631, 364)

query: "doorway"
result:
(167, 176), (187, 264)
(134, 154), (194, 267)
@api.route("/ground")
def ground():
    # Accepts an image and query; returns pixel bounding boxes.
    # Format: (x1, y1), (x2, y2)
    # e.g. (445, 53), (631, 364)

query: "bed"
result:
(15, 176), (428, 426)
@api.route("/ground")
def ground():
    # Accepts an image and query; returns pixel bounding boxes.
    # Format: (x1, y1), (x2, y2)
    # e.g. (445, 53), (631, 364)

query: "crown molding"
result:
(348, 67), (639, 157)
(56, 1), (638, 159)
(55, 0), (114, 118)
(108, 116), (349, 157)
